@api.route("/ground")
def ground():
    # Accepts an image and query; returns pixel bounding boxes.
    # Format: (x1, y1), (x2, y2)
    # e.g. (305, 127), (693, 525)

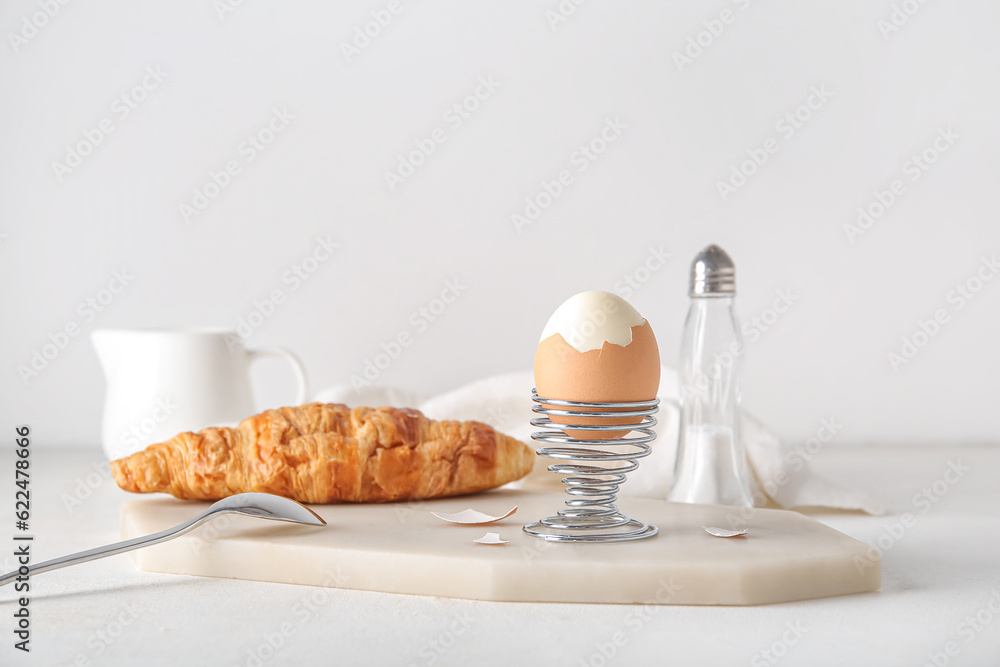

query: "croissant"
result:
(111, 403), (534, 503)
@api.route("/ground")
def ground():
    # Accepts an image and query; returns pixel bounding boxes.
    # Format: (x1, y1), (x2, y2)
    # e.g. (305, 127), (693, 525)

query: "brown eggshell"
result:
(533, 321), (660, 440)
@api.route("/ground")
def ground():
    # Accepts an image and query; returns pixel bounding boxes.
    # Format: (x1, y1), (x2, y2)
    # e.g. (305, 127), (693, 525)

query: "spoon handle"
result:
(0, 516), (202, 587)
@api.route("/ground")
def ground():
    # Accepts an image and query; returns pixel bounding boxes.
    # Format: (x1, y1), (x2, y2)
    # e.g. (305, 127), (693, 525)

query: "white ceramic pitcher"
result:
(92, 328), (308, 461)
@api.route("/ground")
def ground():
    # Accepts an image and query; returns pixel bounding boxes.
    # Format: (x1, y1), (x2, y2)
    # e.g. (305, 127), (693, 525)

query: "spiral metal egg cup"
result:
(523, 389), (659, 543)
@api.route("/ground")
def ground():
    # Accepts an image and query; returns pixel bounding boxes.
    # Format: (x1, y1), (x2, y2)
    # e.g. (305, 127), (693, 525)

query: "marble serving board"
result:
(120, 489), (880, 605)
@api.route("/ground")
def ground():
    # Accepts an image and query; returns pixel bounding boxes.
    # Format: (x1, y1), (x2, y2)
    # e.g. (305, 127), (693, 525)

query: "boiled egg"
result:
(534, 291), (660, 439)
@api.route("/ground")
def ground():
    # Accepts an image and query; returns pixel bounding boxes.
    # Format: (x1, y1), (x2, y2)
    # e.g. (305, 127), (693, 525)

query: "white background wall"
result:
(2, 0), (998, 447)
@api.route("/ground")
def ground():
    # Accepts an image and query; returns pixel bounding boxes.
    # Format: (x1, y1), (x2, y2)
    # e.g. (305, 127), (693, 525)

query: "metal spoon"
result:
(0, 493), (325, 587)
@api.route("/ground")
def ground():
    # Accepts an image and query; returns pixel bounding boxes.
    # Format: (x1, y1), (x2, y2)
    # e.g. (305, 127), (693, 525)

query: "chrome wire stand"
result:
(523, 389), (659, 543)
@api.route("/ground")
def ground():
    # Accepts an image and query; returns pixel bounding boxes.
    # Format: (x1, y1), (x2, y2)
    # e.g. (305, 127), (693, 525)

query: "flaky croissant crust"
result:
(111, 403), (534, 503)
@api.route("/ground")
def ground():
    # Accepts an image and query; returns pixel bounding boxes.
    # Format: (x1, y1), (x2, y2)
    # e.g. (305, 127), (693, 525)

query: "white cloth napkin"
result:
(314, 366), (883, 514)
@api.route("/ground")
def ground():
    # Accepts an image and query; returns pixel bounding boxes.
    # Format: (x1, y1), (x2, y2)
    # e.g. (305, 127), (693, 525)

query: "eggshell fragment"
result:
(431, 507), (518, 525)
(703, 526), (749, 538)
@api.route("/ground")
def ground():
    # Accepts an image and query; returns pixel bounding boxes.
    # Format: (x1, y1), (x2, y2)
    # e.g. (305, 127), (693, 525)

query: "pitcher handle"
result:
(248, 346), (309, 406)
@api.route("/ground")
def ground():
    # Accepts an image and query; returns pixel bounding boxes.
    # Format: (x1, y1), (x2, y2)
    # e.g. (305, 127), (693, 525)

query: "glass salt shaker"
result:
(668, 244), (754, 507)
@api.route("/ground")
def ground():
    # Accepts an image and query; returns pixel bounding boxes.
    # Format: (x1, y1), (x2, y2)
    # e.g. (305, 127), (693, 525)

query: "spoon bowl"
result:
(201, 492), (326, 527)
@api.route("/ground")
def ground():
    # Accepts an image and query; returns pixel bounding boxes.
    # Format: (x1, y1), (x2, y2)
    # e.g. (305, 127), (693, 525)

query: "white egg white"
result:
(538, 290), (646, 353)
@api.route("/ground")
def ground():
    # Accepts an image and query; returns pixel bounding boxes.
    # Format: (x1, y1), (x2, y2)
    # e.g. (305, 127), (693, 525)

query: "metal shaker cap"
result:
(689, 244), (736, 297)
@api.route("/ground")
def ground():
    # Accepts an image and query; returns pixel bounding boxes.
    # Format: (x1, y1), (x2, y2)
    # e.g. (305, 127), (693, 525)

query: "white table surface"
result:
(1, 445), (999, 667)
